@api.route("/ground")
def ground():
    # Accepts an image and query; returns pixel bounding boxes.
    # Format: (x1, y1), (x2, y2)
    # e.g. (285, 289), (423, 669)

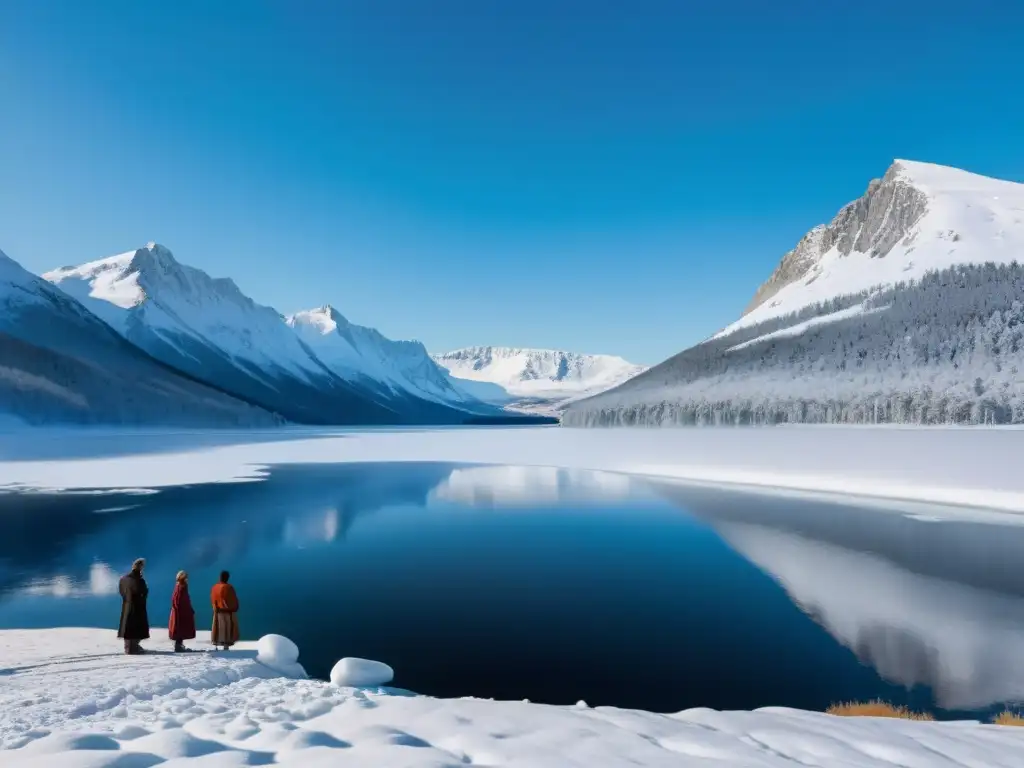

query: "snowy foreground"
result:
(4, 425), (1024, 515)
(3, 629), (1023, 767)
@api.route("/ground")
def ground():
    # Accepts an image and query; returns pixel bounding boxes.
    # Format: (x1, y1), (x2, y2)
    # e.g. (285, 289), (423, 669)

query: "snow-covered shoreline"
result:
(3, 628), (1023, 766)
(3, 425), (1024, 515)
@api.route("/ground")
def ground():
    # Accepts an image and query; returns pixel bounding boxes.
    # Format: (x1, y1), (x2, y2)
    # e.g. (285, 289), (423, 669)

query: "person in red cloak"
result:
(168, 570), (196, 652)
(210, 570), (240, 650)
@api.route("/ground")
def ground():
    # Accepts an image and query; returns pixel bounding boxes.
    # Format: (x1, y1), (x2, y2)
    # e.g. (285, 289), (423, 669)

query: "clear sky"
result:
(1, 1), (1022, 365)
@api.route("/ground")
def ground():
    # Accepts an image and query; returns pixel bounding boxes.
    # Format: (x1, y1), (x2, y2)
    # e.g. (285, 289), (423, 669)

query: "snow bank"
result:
(330, 657), (394, 687)
(5, 426), (1024, 516)
(0, 629), (306, 750)
(2, 628), (1024, 766)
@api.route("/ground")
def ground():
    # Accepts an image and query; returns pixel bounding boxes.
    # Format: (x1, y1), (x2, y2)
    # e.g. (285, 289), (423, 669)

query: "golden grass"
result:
(825, 700), (934, 721)
(993, 711), (1024, 726)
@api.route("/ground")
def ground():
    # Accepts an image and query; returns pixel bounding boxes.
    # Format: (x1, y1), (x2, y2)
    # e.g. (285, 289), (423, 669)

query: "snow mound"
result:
(330, 657), (394, 687)
(256, 634), (303, 677)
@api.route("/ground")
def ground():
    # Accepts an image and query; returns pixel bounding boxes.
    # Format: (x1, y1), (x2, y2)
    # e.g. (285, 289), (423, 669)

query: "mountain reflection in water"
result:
(657, 484), (1024, 711)
(1, 462), (1022, 716)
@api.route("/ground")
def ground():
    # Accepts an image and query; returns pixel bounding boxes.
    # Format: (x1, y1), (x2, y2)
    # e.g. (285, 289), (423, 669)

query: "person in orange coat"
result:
(210, 570), (240, 650)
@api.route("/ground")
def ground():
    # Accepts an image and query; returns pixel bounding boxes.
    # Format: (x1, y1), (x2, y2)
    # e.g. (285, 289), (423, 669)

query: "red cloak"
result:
(168, 582), (197, 641)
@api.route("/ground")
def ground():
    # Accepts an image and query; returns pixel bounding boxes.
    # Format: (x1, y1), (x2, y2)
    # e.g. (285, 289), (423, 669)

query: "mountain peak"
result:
(128, 242), (180, 273)
(288, 304), (352, 335)
(730, 159), (1024, 332)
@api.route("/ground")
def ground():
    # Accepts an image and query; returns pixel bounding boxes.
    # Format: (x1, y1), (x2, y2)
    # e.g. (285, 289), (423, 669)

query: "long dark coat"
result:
(117, 570), (150, 640)
(168, 582), (196, 641)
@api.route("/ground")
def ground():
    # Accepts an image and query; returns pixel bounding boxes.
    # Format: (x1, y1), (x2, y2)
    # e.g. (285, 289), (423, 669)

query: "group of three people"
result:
(117, 558), (241, 654)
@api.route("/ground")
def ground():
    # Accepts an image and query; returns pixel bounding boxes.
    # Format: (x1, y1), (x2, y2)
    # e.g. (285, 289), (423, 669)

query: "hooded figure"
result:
(210, 570), (240, 650)
(117, 558), (150, 654)
(169, 570), (196, 652)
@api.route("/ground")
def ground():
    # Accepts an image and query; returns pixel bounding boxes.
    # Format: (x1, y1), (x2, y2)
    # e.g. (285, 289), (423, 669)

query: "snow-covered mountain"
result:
(564, 160), (1024, 426)
(44, 244), (491, 425)
(732, 159), (1024, 332)
(0, 247), (279, 427)
(432, 346), (646, 412)
(286, 305), (492, 413)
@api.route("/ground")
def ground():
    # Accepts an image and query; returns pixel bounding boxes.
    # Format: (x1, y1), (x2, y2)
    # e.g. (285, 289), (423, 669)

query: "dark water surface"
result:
(2, 461), (1023, 719)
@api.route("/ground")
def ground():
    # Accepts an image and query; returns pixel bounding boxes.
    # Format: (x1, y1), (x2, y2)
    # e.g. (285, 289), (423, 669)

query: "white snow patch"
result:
(329, 658), (394, 687)
(727, 301), (889, 351)
(2, 627), (1023, 766)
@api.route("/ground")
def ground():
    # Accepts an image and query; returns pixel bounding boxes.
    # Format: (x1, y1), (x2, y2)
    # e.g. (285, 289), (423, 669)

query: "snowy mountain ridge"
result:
(286, 304), (480, 409)
(431, 345), (647, 411)
(43, 243), (498, 425)
(0, 247), (280, 426)
(565, 160), (1024, 426)
(46, 242), (328, 383)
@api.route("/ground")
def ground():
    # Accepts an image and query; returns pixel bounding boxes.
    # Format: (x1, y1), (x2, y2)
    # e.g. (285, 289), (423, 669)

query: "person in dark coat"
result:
(168, 570), (196, 652)
(117, 558), (150, 654)
(210, 570), (240, 650)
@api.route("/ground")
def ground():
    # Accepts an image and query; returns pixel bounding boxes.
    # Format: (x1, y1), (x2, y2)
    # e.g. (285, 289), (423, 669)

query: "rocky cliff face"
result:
(744, 163), (929, 315)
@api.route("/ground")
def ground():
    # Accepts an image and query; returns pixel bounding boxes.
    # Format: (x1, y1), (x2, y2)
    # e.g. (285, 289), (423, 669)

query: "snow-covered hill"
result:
(0, 247), (279, 427)
(564, 160), (1024, 426)
(432, 346), (646, 412)
(44, 244), (491, 425)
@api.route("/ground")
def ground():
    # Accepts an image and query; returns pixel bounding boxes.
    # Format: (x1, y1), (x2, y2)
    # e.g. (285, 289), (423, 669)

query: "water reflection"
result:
(2, 463), (1024, 715)
(428, 465), (636, 507)
(21, 562), (121, 598)
(0, 462), (456, 603)
(655, 483), (1024, 710)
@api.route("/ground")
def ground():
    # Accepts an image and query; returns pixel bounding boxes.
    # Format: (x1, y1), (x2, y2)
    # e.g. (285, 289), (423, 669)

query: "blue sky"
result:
(1, 1), (1021, 364)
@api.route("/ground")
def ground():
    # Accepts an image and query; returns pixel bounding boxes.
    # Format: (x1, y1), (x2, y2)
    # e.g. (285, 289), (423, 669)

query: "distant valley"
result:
(432, 346), (646, 414)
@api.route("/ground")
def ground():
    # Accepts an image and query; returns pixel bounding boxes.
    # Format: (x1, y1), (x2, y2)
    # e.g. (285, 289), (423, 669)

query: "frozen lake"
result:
(2, 459), (1023, 719)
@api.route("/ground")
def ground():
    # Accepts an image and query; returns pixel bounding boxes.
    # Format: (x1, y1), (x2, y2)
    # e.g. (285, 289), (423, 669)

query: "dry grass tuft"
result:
(993, 711), (1024, 726)
(826, 700), (934, 721)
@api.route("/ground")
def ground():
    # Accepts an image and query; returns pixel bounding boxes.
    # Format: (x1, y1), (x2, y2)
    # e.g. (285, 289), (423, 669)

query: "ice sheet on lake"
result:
(4, 426), (1024, 516)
